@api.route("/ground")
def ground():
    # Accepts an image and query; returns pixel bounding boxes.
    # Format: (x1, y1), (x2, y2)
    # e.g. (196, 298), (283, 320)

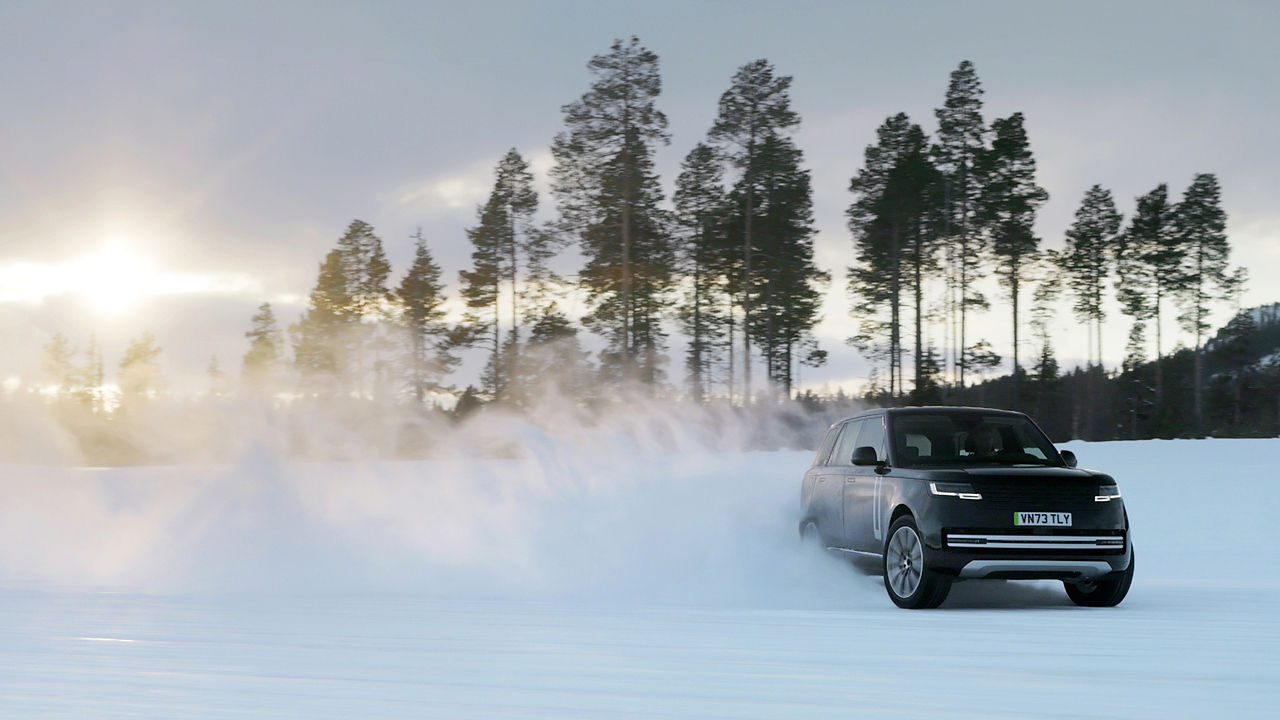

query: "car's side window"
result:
(813, 426), (841, 466)
(830, 419), (865, 466)
(855, 416), (886, 461)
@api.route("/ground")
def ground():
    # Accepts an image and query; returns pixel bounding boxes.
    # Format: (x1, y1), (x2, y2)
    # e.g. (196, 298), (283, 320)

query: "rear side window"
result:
(813, 426), (840, 466)
(829, 420), (865, 466)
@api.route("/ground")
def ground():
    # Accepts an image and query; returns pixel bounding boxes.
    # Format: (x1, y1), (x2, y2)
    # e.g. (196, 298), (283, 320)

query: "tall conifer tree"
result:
(673, 142), (730, 401)
(933, 60), (989, 386)
(708, 58), (800, 402)
(847, 114), (940, 397)
(292, 250), (354, 389)
(735, 134), (825, 398)
(551, 36), (673, 384)
(1173, 173), (1241, 433)
(979, 112), (1047, 381)
(1061, 186), (1122, 367)
(398, 230), (457, 404)
(457, 150), (543, 400)
(1115, 184), (1180, 413)
(242, 302), (284, 390)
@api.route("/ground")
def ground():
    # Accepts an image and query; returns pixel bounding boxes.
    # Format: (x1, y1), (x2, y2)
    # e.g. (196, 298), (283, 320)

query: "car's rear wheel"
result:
(883, 516), (951, 609)
(800, 521), (822, 550)
(1064, 547), (1134, 607)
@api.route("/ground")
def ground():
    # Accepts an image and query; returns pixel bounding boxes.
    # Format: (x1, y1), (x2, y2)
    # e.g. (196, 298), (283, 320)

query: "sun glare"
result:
(0, 235), (262, 316)
(70, 240), (156, 315)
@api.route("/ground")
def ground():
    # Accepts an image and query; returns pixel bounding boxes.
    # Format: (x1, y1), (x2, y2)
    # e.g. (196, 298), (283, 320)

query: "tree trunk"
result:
(1154, 291), (1164, 428)
(743, 185), (753, 404)
(727, 299), (735, 404)
(913, 223), (924, 397)
(692, 232), (703, 402)
(621, 189), (632, 373)
(493, 293), (501, 398)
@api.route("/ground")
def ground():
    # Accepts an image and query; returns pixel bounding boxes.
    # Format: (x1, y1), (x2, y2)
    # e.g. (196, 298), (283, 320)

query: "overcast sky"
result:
(1, 0), (1276, 392)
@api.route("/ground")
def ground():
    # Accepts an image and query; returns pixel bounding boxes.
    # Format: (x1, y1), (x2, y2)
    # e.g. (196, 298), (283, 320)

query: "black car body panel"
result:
(800, 407), (1132, 584)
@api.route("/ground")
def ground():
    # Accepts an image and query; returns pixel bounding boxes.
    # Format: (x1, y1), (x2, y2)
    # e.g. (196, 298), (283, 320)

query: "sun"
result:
(69, 239), (159, 316)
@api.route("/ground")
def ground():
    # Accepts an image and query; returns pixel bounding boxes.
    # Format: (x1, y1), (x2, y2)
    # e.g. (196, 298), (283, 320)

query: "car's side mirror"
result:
(1060, 450), (1078, 468)
(852, 446), (880, 466)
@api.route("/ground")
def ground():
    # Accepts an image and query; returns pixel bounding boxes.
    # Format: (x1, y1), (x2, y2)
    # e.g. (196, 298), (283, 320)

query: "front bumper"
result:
(915, 494), (1130, 580)
(925, 534), (1131, 579)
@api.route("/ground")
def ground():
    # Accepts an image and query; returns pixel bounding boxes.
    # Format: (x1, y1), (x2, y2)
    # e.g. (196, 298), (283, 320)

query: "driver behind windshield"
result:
(968, 424), (1002, 459)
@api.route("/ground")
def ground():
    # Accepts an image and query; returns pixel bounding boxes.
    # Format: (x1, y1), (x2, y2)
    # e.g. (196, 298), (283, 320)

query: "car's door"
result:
(843, 414), (887, 552)
(802, 424), (842, 540)
(823, 418), (863, 547)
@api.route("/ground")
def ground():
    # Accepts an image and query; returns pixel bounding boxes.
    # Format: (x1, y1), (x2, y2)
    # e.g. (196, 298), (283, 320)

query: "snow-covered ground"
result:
(2, 437), (1278, 717)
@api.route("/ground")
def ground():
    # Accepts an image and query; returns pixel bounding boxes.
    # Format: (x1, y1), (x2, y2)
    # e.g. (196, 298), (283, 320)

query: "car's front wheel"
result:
(1064, 547), (1135, 607)
(883, 516), (951, 609)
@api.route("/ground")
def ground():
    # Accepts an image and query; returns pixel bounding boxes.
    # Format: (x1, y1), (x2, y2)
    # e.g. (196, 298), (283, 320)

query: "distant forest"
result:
(26, 38), (1272, 463)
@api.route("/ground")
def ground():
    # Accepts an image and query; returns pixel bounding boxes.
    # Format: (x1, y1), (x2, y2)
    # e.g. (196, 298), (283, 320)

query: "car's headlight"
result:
(1095, 485), (1122, 502)
(930, 482), (982, 500)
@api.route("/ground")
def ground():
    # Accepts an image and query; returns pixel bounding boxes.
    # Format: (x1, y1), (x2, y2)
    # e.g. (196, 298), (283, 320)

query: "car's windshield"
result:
(890, 413), (1062, 468)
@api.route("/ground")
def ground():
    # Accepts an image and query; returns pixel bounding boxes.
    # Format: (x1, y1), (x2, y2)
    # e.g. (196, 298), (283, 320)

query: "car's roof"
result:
(835, 406), (1029, 424)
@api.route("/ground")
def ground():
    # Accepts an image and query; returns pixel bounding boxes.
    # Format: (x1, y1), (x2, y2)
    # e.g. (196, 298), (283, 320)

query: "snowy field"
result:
(2, 437), (1279, 718)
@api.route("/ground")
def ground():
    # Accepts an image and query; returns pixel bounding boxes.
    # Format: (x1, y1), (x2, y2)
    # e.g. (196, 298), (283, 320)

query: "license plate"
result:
(1014, 511), (1072, 527)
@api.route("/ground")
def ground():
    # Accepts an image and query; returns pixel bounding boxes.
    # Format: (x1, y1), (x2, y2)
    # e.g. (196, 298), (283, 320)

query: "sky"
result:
(1, 0), (1277, 393)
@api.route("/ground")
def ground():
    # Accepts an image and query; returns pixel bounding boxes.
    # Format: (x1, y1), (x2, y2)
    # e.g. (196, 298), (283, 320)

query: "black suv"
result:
(800, 407), (1133, 609)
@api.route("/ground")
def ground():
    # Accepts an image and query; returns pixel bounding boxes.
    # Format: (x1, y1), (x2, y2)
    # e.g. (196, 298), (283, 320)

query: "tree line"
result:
(239, 38), (828, 410)
(33, 41), (1258, 444)
(844, 60), (1245, 439)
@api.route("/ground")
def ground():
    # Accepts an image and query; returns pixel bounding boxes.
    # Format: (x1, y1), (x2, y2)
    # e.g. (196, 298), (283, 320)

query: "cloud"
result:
(393, 163), (494, 212)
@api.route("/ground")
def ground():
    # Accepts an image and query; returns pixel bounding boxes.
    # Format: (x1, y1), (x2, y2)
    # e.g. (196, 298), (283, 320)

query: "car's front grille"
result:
(976, 485), (1095, 504)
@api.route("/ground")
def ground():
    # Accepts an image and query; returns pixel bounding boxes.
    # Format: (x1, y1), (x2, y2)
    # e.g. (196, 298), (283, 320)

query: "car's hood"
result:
(957, 466), (1094, 480)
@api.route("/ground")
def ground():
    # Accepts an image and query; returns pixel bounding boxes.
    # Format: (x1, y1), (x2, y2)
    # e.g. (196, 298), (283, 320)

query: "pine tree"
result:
(292, 249), (354, 390)
(737, 134), (826, 398)
(41, 333), (77, 395)
(1173, 173), (1241, 434)
(1061, 185), (1123, 367)
(933, 60), (989, 387)
(1060, 186), (1121, 440)
(397, 230), (458, 404)
(335, 220), (391, 395)
(1120, 321), (1150, 439)
(77, 334), (104, 411)
(1115, 184), (1180, 412)
(242, 302), (284, 390)
(457, 195), (504, 397)
(708, 58), (800, 402)
(551, 36), (673, 385)
(512, 302), (595, 405)
(847, 115), (941, 399)
(847, 114), (913, 396)
(1029, 250), (1063, 416)
(336, 219), (391, 320)
(457, 151), (543, 401)
(672, 142), (730, 401)
(118, 332), (163, 402)
(291, 220), (392, 395)
(979, 112), (1047, 381)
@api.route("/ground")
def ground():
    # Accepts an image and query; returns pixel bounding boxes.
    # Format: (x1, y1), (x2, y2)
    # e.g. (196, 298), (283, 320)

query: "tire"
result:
(883, 515), (951, 609)
(1065, 546), (1135, 607)
(800, 521), (823, 550)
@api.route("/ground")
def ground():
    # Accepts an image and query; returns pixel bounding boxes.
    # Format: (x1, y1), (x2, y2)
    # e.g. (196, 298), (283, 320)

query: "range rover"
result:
(800, 407), (1134, 609)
